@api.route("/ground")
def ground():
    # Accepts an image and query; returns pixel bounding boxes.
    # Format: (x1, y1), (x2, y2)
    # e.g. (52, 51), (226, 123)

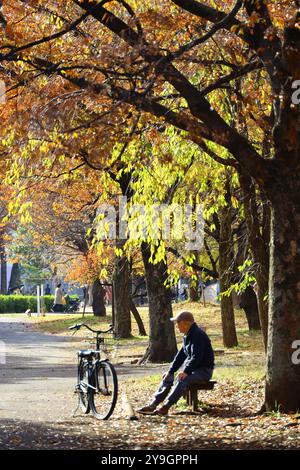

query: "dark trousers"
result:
(152, 368), (213, 407)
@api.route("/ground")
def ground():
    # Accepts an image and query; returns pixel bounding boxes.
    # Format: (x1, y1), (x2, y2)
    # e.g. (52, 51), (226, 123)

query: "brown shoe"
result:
(137, 405), (156, 415)
(155, 405), (169, 416)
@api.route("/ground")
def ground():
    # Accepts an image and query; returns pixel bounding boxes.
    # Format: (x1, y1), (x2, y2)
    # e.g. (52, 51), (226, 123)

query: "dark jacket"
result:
(168, 323), (214, 375)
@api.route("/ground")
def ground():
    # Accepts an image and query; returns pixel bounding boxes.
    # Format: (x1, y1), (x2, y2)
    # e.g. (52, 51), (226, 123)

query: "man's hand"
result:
(177, 371), (188, 381)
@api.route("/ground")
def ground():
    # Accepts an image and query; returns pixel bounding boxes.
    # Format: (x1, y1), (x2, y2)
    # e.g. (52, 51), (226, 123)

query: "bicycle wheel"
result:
(90, 361), (118, 420)
(78, 361), (90, 414)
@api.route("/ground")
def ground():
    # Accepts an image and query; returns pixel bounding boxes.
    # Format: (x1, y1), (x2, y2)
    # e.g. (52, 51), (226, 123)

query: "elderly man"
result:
(137, 311), (214, 416)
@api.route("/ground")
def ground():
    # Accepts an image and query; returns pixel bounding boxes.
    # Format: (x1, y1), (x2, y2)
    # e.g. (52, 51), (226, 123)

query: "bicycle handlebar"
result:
(68, 323), (114, 335)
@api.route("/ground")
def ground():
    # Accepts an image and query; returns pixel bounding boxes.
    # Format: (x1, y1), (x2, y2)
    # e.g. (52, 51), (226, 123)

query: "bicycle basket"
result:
(98, 332), (119, 357)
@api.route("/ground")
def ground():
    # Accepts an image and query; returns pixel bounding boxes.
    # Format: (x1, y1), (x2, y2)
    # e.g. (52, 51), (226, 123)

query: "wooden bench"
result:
(183, 381), (217, 412)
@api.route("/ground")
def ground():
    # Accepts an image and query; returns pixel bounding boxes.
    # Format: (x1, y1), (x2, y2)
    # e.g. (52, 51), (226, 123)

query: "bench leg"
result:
(191, 389), (198, 412)
(184, 389), (200, 412)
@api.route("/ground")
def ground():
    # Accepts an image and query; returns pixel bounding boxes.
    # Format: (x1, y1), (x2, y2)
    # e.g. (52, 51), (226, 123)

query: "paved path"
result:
(0, 317), (163, 424)
(0, 317), (81, 423)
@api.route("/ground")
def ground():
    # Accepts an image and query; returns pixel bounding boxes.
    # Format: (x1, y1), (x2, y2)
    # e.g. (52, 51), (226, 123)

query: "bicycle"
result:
(69, 323), (118, 420)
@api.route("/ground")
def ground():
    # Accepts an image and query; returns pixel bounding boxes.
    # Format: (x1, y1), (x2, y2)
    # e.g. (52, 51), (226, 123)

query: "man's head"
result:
(171, 311), (195, 334)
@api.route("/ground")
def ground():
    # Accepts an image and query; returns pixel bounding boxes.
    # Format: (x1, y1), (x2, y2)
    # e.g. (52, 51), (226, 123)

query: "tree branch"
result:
(172, 0), (282, 91)
(164, 0), (244, 63)
(199, 60), (262, 97)
(73, 0), (273, 185)
(171, 0), (252, 46)
(204, 238), (218, 275)
(167, 246), (218, 278)
(0, 13), (88, 58)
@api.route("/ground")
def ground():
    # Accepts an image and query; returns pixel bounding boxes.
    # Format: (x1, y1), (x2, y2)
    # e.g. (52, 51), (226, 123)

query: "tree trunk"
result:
(264, 185), (300, 412)
(239, 172), (269, 349)
(92, 279), (106, 317)
(263, 18), (300, 412)
(129, 298), (147, 336)
(219, 202), (238, 348)
(0, 248), (7, 294)
(189, 283), (199, 302)
(8, 263), (22, 293)
(233, 221), (261, 331)
(239, 286), (261, 330)
(88, 284), (93, 306)
(255, 268), (269, 346)
(141, 242), (177, 362)
(113, 242), (131, 338)
(219, 287), (237, 348)
(188, 251), (200, 301)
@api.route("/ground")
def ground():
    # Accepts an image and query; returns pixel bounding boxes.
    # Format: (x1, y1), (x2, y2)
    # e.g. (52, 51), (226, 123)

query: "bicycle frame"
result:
(78, 355), (109, 393)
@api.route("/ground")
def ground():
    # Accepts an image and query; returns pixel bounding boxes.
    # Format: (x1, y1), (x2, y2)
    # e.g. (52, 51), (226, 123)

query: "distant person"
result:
(7, 284), (24, 295)
(137, 311), (214, 416)
(51, 283), (64, 312)
(45, 284), (51, 295)
(82, 285), (87, 301)
(179, 286), (187, 301)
